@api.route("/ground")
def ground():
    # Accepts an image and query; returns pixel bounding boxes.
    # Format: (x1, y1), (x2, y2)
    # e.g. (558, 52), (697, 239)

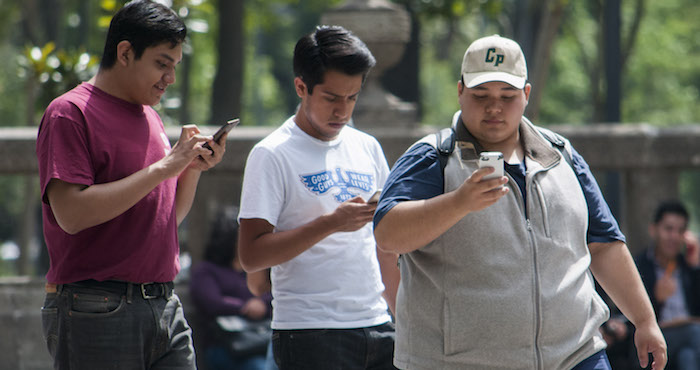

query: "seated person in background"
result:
(636, 200), (700, 369)
(190, 207), (272, 370)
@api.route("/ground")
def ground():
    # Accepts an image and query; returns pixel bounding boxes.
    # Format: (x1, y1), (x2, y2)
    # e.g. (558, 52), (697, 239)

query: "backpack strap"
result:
(536, 127), (573, 169)
(435, 127), (456, 173)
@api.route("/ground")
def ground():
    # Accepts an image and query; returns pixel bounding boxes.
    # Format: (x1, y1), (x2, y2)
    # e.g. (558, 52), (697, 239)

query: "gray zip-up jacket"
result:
(394, 115), (609, 370)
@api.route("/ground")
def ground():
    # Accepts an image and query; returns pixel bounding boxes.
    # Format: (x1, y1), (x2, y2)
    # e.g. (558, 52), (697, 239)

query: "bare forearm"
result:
(589, 241), (657, 326)
(238, 215), (340, 272)
(374, 192), (470, 254)
(377, 248), (400, 315)
(246, 269), (272, 296)
(49, 162), (172, 234)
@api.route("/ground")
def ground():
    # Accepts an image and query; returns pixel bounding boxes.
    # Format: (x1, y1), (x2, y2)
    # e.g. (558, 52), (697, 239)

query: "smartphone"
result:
(367, 189), (382, 204)
(203, 118), (240, 152)
(478, 151), (504, 180)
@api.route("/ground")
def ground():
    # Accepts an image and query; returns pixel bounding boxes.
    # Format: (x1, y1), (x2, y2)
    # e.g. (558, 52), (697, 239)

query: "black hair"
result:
(293, 25), (376, 94)
(100, 0), (186, 69)
(203, 207), (239, 268)
(652, 200), (689, 225)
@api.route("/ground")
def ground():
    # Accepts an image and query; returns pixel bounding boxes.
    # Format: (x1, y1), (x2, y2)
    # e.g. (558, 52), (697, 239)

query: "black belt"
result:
(65, 279), (174, 300)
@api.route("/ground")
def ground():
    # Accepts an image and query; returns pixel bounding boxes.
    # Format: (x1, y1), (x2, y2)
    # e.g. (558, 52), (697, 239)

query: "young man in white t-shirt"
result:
(238, 25), (399, 369)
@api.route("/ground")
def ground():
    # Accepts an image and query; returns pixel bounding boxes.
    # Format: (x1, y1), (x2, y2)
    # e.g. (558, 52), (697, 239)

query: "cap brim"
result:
(463, 72), (526, 89)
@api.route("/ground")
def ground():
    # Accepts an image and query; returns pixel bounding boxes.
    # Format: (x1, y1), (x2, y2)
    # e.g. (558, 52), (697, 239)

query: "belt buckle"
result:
(140, 283), (160, 299)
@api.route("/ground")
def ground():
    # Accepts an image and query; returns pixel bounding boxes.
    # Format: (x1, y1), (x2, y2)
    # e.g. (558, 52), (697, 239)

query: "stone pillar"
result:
(321, 0), (417, 128)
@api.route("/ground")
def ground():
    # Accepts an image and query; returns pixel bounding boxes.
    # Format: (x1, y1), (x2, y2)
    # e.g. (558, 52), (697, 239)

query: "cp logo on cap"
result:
(485, 48), (504, 66)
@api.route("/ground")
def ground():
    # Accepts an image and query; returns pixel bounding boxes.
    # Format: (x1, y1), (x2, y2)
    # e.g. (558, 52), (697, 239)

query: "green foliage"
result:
(0, 45), (26, 127)
(398, 0), (502, 19)
(242, 52), (288, 126)
(17, 43), (100, 125)
(623, 1), (700, 125)
(237, 0), (344, 126)
(539, 0), (700, 125)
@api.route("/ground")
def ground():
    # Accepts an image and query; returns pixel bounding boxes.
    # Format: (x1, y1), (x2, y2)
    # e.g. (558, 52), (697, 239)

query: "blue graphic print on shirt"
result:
(300, 168), (374, 202)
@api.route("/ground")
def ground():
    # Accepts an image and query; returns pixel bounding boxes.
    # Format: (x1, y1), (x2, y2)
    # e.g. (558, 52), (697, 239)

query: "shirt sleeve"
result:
(570, 146), (627, 244)
(373, 143), (444, 227)
(238, 146), (285, 226)
(372, 138), (391, 190)
(36, 109), (95, 203)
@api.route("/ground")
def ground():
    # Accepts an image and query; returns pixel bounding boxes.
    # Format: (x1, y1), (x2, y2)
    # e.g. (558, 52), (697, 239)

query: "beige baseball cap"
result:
(461, 34), (527, 89)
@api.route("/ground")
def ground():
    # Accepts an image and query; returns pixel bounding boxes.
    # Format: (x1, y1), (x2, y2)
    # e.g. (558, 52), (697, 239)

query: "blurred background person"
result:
(190, 206), (272, 370)
(636, 200), (700, 370)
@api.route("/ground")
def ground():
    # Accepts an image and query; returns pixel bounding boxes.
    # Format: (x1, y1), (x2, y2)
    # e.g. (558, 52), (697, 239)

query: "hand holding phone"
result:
(367, 189), (382, 204)
(203, 118), (240, 153)
(478, 151), (504, 180)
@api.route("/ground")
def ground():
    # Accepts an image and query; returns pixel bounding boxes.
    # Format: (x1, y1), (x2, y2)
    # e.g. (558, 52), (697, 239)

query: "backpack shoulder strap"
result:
(435, 127), (456, 173)
(537, 127), (573, 169)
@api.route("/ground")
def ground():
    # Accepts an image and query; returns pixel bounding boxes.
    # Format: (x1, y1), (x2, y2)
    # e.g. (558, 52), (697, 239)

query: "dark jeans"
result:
(41, 280), (196, 370)
(572, 350), (612, 370)
(272, 322), (397, 370)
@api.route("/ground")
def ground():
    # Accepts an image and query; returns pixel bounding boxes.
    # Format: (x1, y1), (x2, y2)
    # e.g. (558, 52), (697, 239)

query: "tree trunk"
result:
(524, 0), (566, 122)
(179, 53), (192, 125)
(210, 0), (244, 124)
(603, 0), (621, 123)
(603, 0), (622, 217)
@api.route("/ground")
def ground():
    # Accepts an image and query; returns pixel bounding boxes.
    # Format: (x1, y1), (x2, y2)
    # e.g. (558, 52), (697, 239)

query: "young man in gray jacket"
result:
(373, 34), (667, 370)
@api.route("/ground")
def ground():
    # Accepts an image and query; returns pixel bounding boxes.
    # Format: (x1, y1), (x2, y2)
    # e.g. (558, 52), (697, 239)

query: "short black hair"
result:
(100, 0), (186, 69)
(203, 207), (239, 268)
(293, 25), (376, 94)
(652, 200), (689, 225)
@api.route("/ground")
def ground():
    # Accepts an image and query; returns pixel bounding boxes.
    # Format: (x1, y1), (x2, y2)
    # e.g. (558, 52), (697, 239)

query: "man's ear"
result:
(294, 77), (307, 98)
(523, 83), (532, 102)
(116, 40), (133, 67)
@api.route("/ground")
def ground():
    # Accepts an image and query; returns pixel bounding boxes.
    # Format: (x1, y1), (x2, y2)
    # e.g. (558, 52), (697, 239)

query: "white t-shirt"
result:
(239, 117), (391, 330)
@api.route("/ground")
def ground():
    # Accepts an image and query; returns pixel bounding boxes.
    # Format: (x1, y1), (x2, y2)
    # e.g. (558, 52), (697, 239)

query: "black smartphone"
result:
(203, 118), (239, 153)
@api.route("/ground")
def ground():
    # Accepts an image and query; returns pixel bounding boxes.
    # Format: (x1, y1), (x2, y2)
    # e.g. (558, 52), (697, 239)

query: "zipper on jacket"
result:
(526, 219), (544, 370)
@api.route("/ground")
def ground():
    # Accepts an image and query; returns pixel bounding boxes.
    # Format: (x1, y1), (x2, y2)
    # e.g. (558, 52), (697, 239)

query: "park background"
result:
(0, 0), (697, 275)
(1, 0), (700, 278)
(0, 0), (699, 368)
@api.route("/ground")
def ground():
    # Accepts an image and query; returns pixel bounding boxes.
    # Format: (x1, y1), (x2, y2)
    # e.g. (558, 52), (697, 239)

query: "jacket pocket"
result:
(443, 293), (533, 358)
(533, 182), (551, 237)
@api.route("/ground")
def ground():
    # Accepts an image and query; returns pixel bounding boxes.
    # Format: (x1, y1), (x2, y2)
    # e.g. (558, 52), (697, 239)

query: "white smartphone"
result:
(367, 189), (382, 204)
(478, 151), (504, 180)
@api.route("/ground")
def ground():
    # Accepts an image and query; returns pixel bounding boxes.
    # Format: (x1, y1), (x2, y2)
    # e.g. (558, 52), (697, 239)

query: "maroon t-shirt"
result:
(37, 83), (179, 284)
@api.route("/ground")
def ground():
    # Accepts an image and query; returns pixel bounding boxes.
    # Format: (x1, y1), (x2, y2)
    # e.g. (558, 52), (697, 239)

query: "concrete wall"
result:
(0, 277), (51, 370)
(2, 123), (700, 369)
